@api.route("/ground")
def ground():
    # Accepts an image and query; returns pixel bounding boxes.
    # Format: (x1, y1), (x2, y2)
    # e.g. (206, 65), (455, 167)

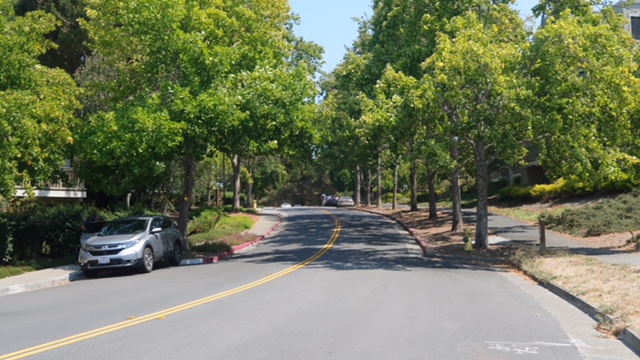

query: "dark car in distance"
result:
(324, 195), (339, 206)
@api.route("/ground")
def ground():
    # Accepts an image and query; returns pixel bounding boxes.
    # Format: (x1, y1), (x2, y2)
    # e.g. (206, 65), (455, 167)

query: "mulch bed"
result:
(362, 208), (525, 263)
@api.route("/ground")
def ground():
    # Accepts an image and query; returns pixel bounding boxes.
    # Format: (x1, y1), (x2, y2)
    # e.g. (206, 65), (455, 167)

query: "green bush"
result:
(530, 177), (587, 200)
(0, 204), (107, 264)
(498, 185), (533, 200)
(216, 214), (254, 231)
(190, 241), (232, 254)
(381, 192), (410, 204)
(0, 217), (12, 263)
(188, 228), (236, 245)
(539, 191), (640, 237)
(188, 208), (224, 235)
(187, 212), (255, 246)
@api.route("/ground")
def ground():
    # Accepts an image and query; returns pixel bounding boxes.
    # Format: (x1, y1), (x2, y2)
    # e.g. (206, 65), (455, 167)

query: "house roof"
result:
(612, 0), (640, 8)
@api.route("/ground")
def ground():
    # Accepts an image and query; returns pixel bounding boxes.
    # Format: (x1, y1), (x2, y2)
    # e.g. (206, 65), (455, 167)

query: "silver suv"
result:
(78, 216), (183, 278)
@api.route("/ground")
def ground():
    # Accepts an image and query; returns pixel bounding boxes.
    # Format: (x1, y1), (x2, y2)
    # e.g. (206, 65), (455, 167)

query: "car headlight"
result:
(81, 243), (91, 251)
(118, 240), (140, 250)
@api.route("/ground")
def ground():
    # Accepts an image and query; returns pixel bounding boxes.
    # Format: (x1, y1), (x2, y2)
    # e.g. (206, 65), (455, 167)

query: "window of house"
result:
(631, 16), (640, 40)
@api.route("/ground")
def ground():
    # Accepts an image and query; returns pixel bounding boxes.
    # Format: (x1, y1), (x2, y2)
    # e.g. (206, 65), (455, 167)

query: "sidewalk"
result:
(0, 208), (282, 298)
(482, 210), (640, 267)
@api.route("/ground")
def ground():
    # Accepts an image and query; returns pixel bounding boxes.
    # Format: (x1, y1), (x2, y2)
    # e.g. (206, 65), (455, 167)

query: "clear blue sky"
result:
(289, 0), (540, 73)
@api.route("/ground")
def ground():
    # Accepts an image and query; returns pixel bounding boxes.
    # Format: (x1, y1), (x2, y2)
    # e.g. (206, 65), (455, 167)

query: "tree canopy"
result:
(0, 2), (80, 199)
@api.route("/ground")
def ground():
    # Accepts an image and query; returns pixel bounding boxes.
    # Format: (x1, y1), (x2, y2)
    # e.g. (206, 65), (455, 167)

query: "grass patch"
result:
(436, 194), (478, 210)
(489, 206), (542, 223)
(187, 213), (257, 247)
(510, 248), (556, 282)
(0, 255), (77, 280)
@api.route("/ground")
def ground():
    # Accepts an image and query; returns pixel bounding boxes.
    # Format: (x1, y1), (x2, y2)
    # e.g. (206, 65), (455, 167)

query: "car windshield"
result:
(99, 219), (148, 236)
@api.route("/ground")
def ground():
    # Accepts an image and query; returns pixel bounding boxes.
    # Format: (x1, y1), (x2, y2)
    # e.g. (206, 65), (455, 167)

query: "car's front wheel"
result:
(139, 246), (154, 273)
(170, 241), (182, 266)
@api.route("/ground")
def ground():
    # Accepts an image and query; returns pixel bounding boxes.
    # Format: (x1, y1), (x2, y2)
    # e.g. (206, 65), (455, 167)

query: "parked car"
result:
(337, 196), (355, 207)
(77, 216), (183, 278)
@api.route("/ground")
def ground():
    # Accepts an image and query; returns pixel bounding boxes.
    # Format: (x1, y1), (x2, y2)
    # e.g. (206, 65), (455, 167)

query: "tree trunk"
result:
(355, 164), (362, 206)
(246, 158), (254, 207)
(222, 153), (226, 203)
(232, 154), (242, 213)
(377, 153), (382, 208)
(450, 139), (463, 232)
(428, 171), (438, 220)
(393, 163), (398, 210)
(366, 168), (372, 206)
(474, 140), (490, 249)
(410, 158), (418, 212)
(178, 156), (197, 249)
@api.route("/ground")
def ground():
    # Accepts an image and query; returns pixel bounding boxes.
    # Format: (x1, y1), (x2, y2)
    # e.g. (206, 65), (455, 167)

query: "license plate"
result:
(98, 257), (110, 264)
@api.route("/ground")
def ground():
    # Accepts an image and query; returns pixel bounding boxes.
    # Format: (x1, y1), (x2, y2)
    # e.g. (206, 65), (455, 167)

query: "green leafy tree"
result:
(529, 7), (640, 191)
(319, 47), (373, 204)
(14, 0), (89, 75)
(78, 0), (318, 241)
(423, 5), (531, 248)
(0, 2), (80, 199)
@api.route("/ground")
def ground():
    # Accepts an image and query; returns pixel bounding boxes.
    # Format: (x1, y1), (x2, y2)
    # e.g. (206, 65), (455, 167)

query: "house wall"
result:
(614, 0), (640, 39)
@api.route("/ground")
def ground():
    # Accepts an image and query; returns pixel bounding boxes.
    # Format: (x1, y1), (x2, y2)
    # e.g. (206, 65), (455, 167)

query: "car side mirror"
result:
(151, 227), (162, 234)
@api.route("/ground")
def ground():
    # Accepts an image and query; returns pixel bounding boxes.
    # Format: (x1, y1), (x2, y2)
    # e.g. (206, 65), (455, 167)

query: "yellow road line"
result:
(1, 214), (342, 360)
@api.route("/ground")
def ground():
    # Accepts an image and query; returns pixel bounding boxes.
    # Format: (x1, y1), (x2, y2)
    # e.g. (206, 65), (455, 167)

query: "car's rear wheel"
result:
(140, 246), (154, 273)
(170, 241), (182, 266)
(82, 269), (99, 278)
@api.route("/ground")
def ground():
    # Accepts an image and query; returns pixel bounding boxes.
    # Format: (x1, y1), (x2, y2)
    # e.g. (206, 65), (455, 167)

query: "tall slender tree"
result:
(423, 5), (531, 248)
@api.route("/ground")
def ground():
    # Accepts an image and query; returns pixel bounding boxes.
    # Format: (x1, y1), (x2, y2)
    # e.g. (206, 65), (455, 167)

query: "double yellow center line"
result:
(1, 213), (341, 360)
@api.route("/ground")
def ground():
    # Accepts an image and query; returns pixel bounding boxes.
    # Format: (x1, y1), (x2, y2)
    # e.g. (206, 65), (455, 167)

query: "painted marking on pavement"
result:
(0, 213), (342, 360)
(486, 340), (584, 355)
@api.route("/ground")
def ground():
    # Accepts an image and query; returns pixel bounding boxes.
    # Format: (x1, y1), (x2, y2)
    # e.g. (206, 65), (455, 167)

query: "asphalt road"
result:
(0, 208), (636, 359)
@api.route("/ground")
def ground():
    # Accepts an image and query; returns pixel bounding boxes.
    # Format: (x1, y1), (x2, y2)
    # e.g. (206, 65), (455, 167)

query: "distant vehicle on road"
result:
(325, 195), (339, 206)
(281, 203), (292, 208)
(337, 196), (355, 207)
(77, 216), (183, 278)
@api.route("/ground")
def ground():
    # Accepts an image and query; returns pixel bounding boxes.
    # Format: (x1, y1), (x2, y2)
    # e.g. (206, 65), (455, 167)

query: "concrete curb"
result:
(530, 274), (640, 356)
(357, 207), (640, 355)
(0, 212), (284, 298)
(0, 275), (71, 297)
(0, 267), (85, 297)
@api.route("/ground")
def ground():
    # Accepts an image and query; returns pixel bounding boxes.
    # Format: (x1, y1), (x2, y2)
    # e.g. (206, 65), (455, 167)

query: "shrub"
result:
(530, 177), (588, 200)
(381, 192), (410, 204)
(216, 214), (254, 231)
(498, 185), (533, 201)
(188, 208), (224, 235)
(190, 241), (232, 254)
(188, 229), (235, 245)
(0, 204), (108, 263)
(539, 191), (640, 237)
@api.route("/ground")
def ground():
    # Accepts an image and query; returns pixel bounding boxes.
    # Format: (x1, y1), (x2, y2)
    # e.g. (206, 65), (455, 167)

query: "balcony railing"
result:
(15, 167), (86, 199)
